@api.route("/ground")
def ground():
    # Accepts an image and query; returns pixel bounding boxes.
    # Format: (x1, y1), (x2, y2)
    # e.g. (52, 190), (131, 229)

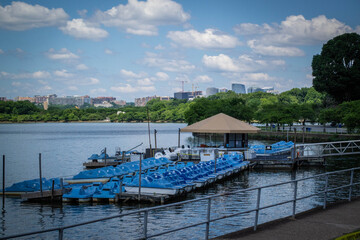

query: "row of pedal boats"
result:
(3, 153), (249, 202)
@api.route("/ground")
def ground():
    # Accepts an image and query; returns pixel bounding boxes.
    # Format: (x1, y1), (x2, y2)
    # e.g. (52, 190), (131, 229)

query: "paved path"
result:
(213, 198), (360, 240)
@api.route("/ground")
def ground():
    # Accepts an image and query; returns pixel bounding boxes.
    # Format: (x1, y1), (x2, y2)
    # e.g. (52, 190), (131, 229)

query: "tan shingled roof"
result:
(181, 113), (260, 133)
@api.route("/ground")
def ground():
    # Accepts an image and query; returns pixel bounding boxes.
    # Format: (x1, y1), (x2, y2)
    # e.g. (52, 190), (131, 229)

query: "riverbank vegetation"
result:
(0, 87), (359, 133)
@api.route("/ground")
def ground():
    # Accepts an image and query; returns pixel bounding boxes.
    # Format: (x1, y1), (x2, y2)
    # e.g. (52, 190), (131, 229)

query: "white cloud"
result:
(306, 74), (314, 80)
(54, 69), (73, 78)
(202, 54), (239, 72)
(76, 64), (89, 70)
(60, 18), (108, 41)
(105, 49), (114, 55)
(202, 54), (286, 73)
(120, 69), (146, 78)
(0, 1), (69, 31)
(167, 29), (240, 49)
(94, 0), (190, 36)
(248, 40), (304, 56)
(111, 84), (137, 93)
(32, 71), (50, 79)
(144, 53), (195, 72)
(155, 44), (165, 50)
(154, 72), (169, 81)
(89, 77), (100, 85)
(90, 88), (107, 94)
(194, 75), (213, 83)
(68, 86), (78, 91)
(137, 78), (153, 86)
(0, 49), (4, 54)
(0, 71), (51, 79)
(11, 81), (21, 87)
(235, 15), (355, 46)
(38, 79), (47, 85)
(47, 48), (79, 60)
(243, 73), (275, 81)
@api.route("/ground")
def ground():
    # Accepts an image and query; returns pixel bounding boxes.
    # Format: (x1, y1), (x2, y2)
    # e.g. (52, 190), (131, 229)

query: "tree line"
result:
(0, 87), (359, 132)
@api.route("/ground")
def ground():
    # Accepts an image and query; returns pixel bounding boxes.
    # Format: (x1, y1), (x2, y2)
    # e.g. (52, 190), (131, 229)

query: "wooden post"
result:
(154, 129), (157, 157)
(178, 128), (181, 148)
(51, 179), (55, 201)
(104, 148), (107, 167)
(146, 107), (152, 157)
(2, 155), (5, 211)
(302, 127), (305, 144)
(294, 128), (297, 160)
(138, 154), (142, 202)
(39, 153), (43, 197)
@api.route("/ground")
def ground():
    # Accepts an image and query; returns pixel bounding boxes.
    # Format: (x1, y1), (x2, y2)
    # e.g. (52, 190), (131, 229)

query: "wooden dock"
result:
(21, 189), (65, 202)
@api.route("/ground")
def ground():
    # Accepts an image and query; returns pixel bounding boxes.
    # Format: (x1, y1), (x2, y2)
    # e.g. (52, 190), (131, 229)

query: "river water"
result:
(0, 123), (359, 239)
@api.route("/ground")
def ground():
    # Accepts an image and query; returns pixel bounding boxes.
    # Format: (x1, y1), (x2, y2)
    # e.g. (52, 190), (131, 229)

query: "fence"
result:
(1, 167), (360, 240)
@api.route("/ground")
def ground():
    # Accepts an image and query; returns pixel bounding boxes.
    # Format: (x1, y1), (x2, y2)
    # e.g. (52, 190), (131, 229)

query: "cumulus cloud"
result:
(46, 48), (79, 60)
(248, 40), (304, 56)
(167, 29), (240, 49)
(235, 15), (356, 46)
(68, 86), (78, 91)
(143, 53), (195, 72)
(54, 69), (73, 78)
(111, 84), (155, 93)
(0, 71), (51, 79)
(0, 49), (4, 54)
(60, 18), (108, 41)
(137, 78), (153, 86)
(202, 54), (240, 72)
(154, 72), (169, 81)
(194, 75), (213, 83)
(243, 73), (275, 81)
(93, 0), (190, 36)
(120, 69), (147, 78)
(90, 88), (107, 94)
(76, 64), (89, 70)
(104, 49), (114, 55)
(0, 1), (69, 31)
(203, 54), (286, 72)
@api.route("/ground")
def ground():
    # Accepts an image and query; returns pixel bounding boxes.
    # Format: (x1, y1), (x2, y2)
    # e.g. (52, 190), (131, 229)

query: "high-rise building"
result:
(247, 86), (263, 93)
(219, 88), (228, 93)
(206, 87), (219, 96)
(231, 83), (246, 94)
(174, 91), (202, 100)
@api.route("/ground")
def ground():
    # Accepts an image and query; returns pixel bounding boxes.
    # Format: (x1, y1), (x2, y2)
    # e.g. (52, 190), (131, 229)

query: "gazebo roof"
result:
(181, 113), (260, 134)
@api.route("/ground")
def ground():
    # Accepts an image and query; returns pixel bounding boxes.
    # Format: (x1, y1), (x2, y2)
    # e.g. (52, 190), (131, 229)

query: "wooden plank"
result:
(21, 189), (63, 201)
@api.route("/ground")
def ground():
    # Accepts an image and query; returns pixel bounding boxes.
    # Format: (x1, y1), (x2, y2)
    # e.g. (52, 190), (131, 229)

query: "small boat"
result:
(62, 182), (103, 203)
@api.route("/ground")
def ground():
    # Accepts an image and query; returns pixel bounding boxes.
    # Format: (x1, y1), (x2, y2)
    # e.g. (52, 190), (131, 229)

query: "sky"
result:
(0, 0), (359, 102)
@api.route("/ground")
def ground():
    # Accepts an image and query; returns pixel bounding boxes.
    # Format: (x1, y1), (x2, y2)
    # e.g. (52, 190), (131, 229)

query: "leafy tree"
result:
(312, 33), (360, 103)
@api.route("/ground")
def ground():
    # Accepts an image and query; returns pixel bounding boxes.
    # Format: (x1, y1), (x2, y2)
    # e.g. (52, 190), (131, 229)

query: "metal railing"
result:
(1, 167), (360, 240)
(297, 140), (360, 157)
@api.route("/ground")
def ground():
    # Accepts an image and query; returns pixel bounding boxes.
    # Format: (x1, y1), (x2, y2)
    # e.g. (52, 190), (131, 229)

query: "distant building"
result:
(14, 96), (36, 102)
(247, 86), (263, 93)
(159, 96), (173, 101)
(48, 95), (91, 106)
(219, 88), (228, 93)
(174, 91), (202, 100)
(135, 95), (158, 106)
(247, 86), (277, 94)
(34, 95), (48, 104)
(92, 96), (116, 104)
(94, 101), (113, 108)
(113, 100), (126, 106)
(231, 83), (246, 94)
(206, 87), (219, 96)
(0, 97), (7, 101)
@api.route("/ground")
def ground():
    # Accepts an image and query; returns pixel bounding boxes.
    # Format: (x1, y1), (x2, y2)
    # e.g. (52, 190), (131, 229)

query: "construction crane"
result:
(176, 79), (188, 92)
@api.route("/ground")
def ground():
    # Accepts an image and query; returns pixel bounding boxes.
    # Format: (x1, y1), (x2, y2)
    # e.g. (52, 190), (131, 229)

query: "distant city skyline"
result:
(0, 0), (359, 101)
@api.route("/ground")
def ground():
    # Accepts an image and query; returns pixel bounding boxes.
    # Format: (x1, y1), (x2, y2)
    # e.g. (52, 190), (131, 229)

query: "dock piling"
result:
(39, 153), (42, 197)
(2, 155), (5, 211)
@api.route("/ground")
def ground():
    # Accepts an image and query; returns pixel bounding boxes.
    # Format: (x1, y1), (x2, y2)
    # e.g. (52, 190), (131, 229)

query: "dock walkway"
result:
(213, 198), (360, 240)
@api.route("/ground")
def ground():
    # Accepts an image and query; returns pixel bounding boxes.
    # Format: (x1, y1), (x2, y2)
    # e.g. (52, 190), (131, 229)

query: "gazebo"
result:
(181, 113), (260, 148)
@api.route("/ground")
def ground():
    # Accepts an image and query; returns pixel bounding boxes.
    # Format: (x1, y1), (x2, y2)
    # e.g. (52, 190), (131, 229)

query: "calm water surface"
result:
(0, 123), (359, 239)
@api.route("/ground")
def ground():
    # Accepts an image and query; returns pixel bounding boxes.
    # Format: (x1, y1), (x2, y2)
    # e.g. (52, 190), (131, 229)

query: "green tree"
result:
(312, 33), (360, 103)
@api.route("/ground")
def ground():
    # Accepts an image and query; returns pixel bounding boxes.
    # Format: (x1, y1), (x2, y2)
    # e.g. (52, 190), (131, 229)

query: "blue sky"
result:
(0, 0), (359, 101)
